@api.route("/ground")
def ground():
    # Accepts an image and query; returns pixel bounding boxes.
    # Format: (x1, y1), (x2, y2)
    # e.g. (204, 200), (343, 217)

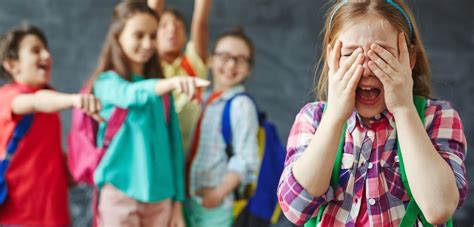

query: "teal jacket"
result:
(93, 71), (184, 202)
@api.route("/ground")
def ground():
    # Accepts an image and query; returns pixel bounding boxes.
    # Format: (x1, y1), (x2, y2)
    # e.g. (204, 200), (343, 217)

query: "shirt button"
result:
(367, 163), (374, 169)
(367, 131), (375, 139)
(394, 155), (400, 163)
(368, 198), (376, 206)
(374, 114), (381, 120)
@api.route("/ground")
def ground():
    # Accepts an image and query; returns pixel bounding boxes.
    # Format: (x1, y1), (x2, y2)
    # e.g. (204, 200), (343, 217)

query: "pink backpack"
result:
(67, 86), (128, 185)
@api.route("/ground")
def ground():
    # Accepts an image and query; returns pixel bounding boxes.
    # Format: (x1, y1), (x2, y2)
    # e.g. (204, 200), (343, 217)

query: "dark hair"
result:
(0, 24), (48, 81)
(213, 27), (255, 67)
(88, 1), (163, 86)
(162, 8), (187, 31)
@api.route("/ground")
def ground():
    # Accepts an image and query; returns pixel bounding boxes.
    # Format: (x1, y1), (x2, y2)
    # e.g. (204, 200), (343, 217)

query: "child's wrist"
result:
(71, 94), (82, 108)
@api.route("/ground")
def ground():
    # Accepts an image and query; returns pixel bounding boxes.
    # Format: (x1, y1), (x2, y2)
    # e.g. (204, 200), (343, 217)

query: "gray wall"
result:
(1, 0), (473, 226)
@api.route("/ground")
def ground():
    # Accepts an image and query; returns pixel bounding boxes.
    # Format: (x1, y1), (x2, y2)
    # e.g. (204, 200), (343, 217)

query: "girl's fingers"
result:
(328, 40), (342, 72)
(88, 95), (96, 113)
(346, 65), (364, 92)
(368, 49), (396, 79)
(368, 60), (392, 85)
(91, 113), (105, 123)
(398, 32), (410, 67)
(194, 78), (210, 87)
(370, 43), (398, 71)
(96, 98), (102, 112)
(187, 78), (195, 100)
(341, 53), (364, 85)
(339, 48), (362, 79)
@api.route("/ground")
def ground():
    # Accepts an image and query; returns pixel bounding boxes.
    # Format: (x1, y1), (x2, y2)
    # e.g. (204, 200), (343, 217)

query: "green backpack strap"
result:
(399, 96), (454, 227)
(304, 104), (346, 227)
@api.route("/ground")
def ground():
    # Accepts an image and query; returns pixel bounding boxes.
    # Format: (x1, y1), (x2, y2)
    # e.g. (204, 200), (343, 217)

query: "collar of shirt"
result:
(203, 85), (246, 106)
(347, 109), (395, 133)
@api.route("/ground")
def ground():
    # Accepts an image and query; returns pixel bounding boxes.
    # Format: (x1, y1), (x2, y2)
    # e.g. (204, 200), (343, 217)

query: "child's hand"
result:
(368, 32), (414, 115)
(196, 187), (225, 209)
(170, 76), (210, 101)
(73, 94), (105, 122)
(326, 40), (364, 122)
(168, 202), (185, 227)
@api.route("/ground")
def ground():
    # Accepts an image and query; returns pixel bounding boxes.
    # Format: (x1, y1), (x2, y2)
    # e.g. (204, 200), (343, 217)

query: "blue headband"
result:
(329, 0), (413, 38)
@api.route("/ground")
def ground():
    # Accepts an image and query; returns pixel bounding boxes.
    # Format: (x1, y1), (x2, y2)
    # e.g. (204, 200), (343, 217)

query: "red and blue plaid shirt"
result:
(277, 99), (467, 226)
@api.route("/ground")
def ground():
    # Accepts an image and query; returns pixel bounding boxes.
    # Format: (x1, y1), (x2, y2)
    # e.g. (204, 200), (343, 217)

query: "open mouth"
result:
(38, 63), (50, 72)
(356, 86), (381, 105)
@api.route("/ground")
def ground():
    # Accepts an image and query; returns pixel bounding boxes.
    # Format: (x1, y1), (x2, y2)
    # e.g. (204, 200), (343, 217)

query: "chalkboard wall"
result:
(1, 0), (473, 226)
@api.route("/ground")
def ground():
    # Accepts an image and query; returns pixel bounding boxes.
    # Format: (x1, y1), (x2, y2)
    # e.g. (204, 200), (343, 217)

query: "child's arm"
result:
(155, 76), (210, 100)
(147, 0), (164, 15)
(394, 107), (461, 224)
(12, 90), (103, 122)
(196, 172), (240, 208)
(191, 0), (212, 62)
(94, 72), (209, 108)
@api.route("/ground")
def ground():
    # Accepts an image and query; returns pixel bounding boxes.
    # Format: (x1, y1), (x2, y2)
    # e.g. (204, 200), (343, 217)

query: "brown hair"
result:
(213, 27), (255, 67)
(315, 0), (432, 101)
(88, 1), (163, 85)
(162, 8), (187, 31)
(0, 24), (48, 81)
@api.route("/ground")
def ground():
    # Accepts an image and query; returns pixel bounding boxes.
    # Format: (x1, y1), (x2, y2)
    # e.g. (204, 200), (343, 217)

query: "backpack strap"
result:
(181, 56), (202, 102)
(0, 113), (34, 203)
(221, 92), (260, 159)
(181, 56), (197, 77)
(399, 97), (453, 227)
(102, 108), (128, 150)
(221, 92), (260, 200)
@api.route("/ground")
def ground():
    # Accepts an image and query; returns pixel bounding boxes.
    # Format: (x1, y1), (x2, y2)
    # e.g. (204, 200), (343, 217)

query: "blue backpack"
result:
(221, 93), (286, 226)
(0, 114), (34, 205)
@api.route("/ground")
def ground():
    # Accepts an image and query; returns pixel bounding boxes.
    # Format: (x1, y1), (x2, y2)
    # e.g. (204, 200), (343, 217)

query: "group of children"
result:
(0, 0), (469, 226)
(0, 0), (259, 226)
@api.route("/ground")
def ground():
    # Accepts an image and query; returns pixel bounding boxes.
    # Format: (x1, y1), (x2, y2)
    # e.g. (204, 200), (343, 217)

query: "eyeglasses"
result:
(213, 52), (251, 68)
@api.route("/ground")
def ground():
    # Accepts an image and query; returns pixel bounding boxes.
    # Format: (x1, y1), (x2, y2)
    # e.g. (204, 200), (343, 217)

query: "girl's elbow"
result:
(422, 202), (457, 225)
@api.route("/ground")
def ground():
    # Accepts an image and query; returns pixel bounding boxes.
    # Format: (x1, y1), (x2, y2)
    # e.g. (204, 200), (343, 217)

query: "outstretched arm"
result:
(147, 0), (164, 15)
(191, 0), (212, 62)
(12, 90), (103, 122)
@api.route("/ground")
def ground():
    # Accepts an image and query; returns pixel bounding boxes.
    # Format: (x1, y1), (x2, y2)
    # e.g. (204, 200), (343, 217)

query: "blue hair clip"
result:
(329, 0), (413, 38)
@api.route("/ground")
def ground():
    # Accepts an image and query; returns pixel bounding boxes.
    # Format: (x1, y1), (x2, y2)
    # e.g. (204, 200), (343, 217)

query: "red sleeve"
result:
(0, 85), (22, 123)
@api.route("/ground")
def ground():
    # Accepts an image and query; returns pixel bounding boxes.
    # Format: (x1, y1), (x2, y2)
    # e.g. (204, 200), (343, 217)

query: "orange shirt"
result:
(0, 83), (70, 225)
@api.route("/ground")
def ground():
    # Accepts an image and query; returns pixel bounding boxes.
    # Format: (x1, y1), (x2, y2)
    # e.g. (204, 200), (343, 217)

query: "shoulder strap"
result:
(399, 96), (453, 227)
(181, 56), (197, 77)
(221, 92), (259, 159)
(0, 114), (34, 173)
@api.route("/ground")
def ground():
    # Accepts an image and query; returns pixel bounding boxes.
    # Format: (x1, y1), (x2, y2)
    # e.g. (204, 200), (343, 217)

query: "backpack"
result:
(67, 86), (128, 185)
(221, 93), (286, 227)
(0, 114), (34, 205)
(304, 96), (453, 227)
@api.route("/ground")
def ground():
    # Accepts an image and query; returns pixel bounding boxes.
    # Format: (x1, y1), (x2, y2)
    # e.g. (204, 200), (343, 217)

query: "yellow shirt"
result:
(161, 42), (208, 156)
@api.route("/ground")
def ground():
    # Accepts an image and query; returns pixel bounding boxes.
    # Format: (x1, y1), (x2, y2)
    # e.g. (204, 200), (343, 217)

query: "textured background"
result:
(0, 0), (473, 226)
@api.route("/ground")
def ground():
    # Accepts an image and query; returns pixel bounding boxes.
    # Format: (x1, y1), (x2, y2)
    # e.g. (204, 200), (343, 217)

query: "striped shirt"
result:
(277, 99), (467, 226)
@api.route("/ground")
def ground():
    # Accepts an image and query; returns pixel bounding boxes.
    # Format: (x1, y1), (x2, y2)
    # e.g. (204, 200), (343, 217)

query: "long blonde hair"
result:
(315, 0), (432, 101)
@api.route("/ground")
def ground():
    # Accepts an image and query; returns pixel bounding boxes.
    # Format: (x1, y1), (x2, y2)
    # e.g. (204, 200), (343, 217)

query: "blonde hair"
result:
(315, 0), (432, 101)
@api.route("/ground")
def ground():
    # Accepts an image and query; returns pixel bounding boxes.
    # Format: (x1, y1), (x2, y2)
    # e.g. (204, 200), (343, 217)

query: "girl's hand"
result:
(168, 202), (185, 227)
(368, 32), (414, 115)
(73, 94), (104, 122)
(170, 76), (210, 101)
(326, 40), (365, 122)
(196, 187), (225, 209)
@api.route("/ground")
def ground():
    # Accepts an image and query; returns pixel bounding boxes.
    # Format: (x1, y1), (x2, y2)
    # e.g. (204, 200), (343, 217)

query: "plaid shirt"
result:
(277, 99), (467, 226)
